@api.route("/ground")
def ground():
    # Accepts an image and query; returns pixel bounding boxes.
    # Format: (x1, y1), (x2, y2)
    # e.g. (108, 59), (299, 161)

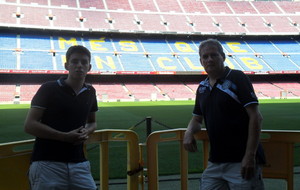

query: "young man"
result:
(183, 39), (265, 189)
(24, 45), (98, 190)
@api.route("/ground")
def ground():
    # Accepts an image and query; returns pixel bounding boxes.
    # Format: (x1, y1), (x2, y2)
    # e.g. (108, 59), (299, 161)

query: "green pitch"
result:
(0, 99), (300, 179)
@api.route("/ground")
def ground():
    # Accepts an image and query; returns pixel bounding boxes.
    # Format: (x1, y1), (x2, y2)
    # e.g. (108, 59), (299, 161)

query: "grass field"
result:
(0, 99), (300, 179)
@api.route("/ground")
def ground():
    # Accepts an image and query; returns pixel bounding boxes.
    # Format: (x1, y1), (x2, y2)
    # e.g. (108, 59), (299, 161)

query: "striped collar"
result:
(201, 66), (232, 87)
(57, 77), (90, 95)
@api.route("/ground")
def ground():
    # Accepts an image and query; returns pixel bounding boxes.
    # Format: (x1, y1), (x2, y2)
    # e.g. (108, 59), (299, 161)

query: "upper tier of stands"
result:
(0, 33), (299, 74)
(0, 1), (300, 35)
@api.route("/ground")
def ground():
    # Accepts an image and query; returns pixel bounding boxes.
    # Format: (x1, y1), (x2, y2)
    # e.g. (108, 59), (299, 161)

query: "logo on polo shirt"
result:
(199, 86), (206, 94)
(251, 92), (257, 99)
(222, 80), (231, 90)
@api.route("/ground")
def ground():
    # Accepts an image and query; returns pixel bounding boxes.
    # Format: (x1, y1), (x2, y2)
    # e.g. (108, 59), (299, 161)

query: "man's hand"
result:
(64, 126), (89, 145)
(183, 130), (198, 152)
(241, 155), (256, 180)
(184, 115), (202, 152)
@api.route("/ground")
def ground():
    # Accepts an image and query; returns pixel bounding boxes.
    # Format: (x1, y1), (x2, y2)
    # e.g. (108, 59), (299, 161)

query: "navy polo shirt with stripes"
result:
(30, 78), (98, 163)
(193, 67), (264, 163)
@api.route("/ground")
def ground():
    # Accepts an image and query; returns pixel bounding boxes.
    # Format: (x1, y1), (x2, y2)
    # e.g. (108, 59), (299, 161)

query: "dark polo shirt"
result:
(30, 78), (98, 162)
(193, 67), (265, 163)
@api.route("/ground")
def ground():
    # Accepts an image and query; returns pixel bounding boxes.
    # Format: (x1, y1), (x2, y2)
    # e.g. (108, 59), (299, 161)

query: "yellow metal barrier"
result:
(0, 139), (34, 190)
(146, 129), (191, 190)
(1, 129), (300, 190)
(0, 129), (140, 190)
(147, 129), (300, 190)
(86, 129), (140, 190)
(258, 130), (300, 190)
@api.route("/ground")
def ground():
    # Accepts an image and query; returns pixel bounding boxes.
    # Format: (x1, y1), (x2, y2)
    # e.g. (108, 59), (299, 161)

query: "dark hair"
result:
(199, 39), (225, 59)
(66, 45), (91, 63)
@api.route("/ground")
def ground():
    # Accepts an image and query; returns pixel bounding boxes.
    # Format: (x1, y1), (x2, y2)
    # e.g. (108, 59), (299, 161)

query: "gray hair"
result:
(199, 39), (225, 59)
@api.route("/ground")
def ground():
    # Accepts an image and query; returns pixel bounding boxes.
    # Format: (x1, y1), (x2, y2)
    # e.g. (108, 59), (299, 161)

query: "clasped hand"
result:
(64, 126), (89, 145)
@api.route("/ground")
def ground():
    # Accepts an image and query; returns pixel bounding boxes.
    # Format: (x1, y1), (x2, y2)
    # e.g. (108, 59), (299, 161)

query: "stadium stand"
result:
(19, 6), (50, 27)
(1, 0), (300, 35)
(93, 83), (132, 101)
(162, 14), (194, 33)
(19, 84), (40, 102)
(51, 0), (77, 7)
(155, 83), (195, 100)
(1, 1), (300, 190)
(189, 15), (221, 33)
(277, 1), (300, 13)
(253, 1), (282, 14)
(204, 1), (233, 14)
(52, 9), (82, 29)
(252, 82), (284, 98)
(273, 82), (300, 96)
(131, 0), (157, 12)
(79, 0), (104, 9)
(0, 84), (16, 102)
(1, 33), (299, 73)
(124, 83), (166, 101)
(20, 0), (48, 5)
(213, 16), (247, 34)
(227, 1), (257, 14)
(105, 0), (132, 10)
(81, 10), (111, 30)
(0, 0), (299, 103)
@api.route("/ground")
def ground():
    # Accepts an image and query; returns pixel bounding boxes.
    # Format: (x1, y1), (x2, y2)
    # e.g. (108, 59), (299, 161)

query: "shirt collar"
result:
(220, 66), (231, 80)
(200, 66), (232, 88)
(57, 77), (90, 95)
(215, 66), (232, 85)
(202, 66), (231, 84)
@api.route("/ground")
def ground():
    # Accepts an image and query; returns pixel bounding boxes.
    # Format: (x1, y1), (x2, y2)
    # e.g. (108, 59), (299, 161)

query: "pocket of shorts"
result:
(84, 161), (91, 171)
(29, 162), (42, 184)
(78, 161), (92, 172)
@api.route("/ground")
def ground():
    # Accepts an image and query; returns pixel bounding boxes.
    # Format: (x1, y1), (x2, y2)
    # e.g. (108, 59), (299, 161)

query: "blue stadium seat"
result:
(0, 34), (17, 49)
(262, 55), (300, 71)
(20, 51), (53, 70)
(271, 40), (300, 54)
(149, 54), (185, 71)
(0, 50), (17, 69)
(247, 40), (280, 53)
(140, 39), (171, 53)
(0, 33), (300, 73)
(91, 53), (123, 72)
(20, 35), (51, 50)
(290, 55), (300, 68)
(119, 54), (153, 71)
(233, 55), (271, 72)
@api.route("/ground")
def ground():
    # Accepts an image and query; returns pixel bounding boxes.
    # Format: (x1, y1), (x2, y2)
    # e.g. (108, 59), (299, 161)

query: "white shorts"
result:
(200, 161), (264, 190)
(28, 161), (97, 190)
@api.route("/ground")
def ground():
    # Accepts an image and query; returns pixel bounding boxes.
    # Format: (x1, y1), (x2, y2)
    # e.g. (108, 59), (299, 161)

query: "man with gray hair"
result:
(184, 39), (265, 189)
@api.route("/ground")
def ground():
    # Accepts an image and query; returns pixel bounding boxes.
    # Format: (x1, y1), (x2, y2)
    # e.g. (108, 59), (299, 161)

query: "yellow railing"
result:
(0, 129), (140, 190)
(146, 129), (300, 190)
(259, 130), (300, 190)
(86, 129), (140, 190)
(1, 129), (300, 190)
(146, 128), (206, 190)
(0, 139), (34, 190)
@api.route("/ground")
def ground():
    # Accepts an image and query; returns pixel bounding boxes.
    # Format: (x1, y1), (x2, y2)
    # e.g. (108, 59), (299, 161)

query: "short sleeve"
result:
(90, 87), (98, 112)
(31, 83), (52, 109)
(235, 71), (258, 107)
(192, 85), (202, 116)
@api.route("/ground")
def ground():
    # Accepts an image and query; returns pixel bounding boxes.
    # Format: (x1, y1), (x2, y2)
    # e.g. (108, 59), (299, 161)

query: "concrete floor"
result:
(98, 167), (300, 190)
